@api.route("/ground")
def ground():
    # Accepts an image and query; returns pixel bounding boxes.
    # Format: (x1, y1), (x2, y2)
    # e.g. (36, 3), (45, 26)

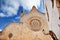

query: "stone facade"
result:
(0, 6), (52, 40)
(0, 0), (60, 40)
(44, 0), (60, 39)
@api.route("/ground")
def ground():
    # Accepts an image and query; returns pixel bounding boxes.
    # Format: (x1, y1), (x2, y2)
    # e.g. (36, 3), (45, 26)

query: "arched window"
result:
(56, 0), (60, 8)
(51, 0), (54, 8)
(56, 0), (60, 20)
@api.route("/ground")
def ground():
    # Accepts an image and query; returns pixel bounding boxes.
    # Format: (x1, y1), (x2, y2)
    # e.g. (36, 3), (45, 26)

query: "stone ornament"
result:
(20, 6), (49, 34)
(1, 6), (52, 40)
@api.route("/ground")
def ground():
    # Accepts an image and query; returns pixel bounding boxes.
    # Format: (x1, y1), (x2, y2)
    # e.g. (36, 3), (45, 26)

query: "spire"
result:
(32, 6), (36, 10)
(31, 6), (37, 11)
(30, 6), (39, 14)
(20, 13), (24, 17)
(20, 9), (24, 17)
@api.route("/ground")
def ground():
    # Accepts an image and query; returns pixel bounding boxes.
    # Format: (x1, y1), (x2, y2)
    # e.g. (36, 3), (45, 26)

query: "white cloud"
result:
(20, 0), (40, 10)
(15, 16), (20, 19)
(0, 13), (6, 17)
(0, 29), (2, 31)
(0, 0), (20, 17)
(0, 0), (42, 17)
(7, 7), (17, 15)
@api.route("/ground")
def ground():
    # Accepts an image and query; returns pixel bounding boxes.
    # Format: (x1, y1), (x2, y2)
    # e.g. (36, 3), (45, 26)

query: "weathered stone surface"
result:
(1, 6), (51, 40)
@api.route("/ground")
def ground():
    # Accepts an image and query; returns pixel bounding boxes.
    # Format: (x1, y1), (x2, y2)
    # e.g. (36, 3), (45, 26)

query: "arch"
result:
(56, 0), (60, 20)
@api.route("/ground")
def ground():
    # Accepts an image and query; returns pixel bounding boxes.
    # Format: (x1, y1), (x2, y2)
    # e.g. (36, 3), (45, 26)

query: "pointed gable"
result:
(30, 6), (40, 13)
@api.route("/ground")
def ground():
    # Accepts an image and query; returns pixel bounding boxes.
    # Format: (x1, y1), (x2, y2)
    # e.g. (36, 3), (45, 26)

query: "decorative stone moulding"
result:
(0, 6), (58, 40)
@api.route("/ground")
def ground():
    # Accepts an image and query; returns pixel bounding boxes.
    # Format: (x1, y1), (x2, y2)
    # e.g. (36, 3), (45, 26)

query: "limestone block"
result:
(21, 23), (51, 40)
(2, 23), (22, 40)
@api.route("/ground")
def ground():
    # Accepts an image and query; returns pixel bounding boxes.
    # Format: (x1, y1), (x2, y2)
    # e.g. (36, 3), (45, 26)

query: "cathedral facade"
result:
(0, 0), (60, 40)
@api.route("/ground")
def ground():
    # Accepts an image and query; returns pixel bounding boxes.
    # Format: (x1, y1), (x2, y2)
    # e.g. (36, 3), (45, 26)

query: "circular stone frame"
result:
(28, 17), (43, 31)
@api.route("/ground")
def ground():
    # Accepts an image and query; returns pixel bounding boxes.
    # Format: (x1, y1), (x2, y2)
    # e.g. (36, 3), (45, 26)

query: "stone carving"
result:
(0, 6), (52, 40)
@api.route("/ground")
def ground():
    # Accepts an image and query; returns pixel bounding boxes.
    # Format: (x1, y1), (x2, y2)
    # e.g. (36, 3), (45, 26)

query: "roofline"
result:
(27, 6), (45, 14)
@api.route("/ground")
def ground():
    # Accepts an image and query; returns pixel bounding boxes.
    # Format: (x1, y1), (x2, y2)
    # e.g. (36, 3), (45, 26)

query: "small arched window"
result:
(56, 0), (60, 8)
(51, 0), (54, 8)
(56, 0), (60, 20)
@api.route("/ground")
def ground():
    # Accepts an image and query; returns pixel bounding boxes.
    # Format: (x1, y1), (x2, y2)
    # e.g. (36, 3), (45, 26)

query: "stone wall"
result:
(44, 0), (60, 40)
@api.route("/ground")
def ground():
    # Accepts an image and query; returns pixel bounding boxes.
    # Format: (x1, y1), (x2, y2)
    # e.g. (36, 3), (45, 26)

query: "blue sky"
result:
(0, 0), (45, 31)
